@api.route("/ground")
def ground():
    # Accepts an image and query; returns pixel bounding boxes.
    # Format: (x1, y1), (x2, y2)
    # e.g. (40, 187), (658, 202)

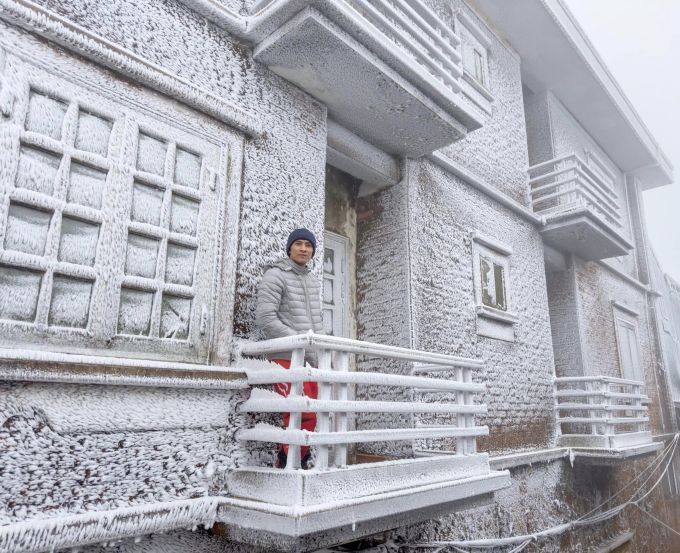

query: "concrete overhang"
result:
(470, 0), (674, 189)
(252, 4), (485, 158)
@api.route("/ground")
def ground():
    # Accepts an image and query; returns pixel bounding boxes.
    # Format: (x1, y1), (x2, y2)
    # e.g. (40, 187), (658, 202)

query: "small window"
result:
(456, 11), (491, 90)
(480, 256), (506, 311)
(612, 302), (643, 382)
(472, 233), (516, 341)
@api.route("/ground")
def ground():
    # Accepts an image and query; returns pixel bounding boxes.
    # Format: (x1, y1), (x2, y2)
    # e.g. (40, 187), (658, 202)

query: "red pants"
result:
(273, 359), (318, 457)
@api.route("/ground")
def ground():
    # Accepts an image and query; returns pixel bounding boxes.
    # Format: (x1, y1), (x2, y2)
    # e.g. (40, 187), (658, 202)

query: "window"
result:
(472, 232), (517, 341)
(612, 302), (643, 382)
(456, 11), (491, 91)
(480, 256), (506, 311)
(0, 53), (231, 362)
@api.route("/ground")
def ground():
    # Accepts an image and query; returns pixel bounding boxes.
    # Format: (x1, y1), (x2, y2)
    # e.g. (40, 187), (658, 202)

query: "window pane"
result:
(494, 263), (506, 311)
(480, 256), (495, 307)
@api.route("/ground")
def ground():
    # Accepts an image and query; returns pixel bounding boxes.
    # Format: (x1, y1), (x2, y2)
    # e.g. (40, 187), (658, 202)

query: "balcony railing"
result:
(555, 376), (654, 451)
(342, 0), (463, 94)
(239, 331), (486, 469)
(527, 155), (633, 259)
(251, 0), (484, 158)
(227, 332), (510, 546)
(529, 154), (622, 228)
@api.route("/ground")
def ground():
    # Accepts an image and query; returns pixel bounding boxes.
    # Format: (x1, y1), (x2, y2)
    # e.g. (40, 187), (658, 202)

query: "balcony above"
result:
(528, 155), (634, 260)
(227, 332), (510, 551)
(555, 376), (662, 465)
(251, 1), (485, 157)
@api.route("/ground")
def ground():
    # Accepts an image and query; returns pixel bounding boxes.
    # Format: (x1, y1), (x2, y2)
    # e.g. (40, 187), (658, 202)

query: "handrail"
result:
(347, 0), (463, 93)
(554, 376), (650, 441)
(240, 332), (483, 368)
(239, 333), (486, 470)
(528, 154), (622, 229)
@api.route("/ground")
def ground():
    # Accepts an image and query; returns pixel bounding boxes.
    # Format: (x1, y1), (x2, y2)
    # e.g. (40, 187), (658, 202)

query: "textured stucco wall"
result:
(29, 0), (328, 342)
(354, 174), (414, 457)
(0, 382), (248, 525)
(523, 87), (555, 167)
(430, 1), (531, 206)
(545, 263), (584, 378)
(408, 159), (556, 454)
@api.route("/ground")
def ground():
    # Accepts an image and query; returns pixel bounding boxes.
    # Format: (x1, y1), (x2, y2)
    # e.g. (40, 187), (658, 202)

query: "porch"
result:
(227, 332), (510, 549)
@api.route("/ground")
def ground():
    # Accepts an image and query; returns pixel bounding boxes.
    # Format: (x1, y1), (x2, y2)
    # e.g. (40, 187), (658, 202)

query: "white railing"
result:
(528, 154), (622, 230)
(343, 0), (463, 94)
(238, 332), (486, 470)
(555, 376), (649, 440)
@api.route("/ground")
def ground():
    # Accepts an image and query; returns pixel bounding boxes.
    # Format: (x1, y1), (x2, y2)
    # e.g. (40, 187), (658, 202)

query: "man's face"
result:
(289, 239), (313, 266)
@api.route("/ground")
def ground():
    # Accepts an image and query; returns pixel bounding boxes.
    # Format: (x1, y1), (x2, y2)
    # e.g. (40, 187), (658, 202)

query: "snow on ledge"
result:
(0, 348), (247, 389)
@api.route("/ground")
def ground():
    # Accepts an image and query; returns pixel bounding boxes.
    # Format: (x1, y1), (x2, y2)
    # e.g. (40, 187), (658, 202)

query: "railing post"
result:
(455, 366), (463, 455)
(333, 351), (350, 467)
(602, 380), (614, 440)
(316, 348), (332, 470)
(554, 379), (563, 442)
(633, 383), (644, 433)
(286, 347), (304, 470)
(463, 367), (475, 454)
(590, 380), (600, 436)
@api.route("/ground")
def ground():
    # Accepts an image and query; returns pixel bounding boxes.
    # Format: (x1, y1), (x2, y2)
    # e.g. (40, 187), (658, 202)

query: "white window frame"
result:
(455, 10), (493, 109)
(472, 232), (517, 341)
(612, 301), (643, 382)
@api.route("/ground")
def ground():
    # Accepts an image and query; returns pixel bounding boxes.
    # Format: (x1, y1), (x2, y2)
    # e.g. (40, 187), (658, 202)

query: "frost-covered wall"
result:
(354, 174), (414, 457)
(573, 260), (668, 432)
(432, 0), (530, 206)
(545, 263), (584, 378)
(407, 159), (555, 453)
(0, 382), (246, 526)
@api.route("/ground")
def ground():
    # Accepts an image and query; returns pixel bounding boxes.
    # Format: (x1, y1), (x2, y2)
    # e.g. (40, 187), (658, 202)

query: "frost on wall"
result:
(355, 177), (414, 458)
(432, 1), (531, 206)
(0, 382), (246, 525)
(408, 159), (555, 454)
(545, 265), (584, 379)
(28, 0), (328, 341)
(573, 259), (667, 432)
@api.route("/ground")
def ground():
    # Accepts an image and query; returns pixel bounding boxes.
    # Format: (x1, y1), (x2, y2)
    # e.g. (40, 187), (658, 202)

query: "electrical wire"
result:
(408, 434), (680, 552)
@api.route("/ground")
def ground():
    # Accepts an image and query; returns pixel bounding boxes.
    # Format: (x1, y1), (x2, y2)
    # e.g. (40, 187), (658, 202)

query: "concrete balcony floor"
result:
(223, 455), (510, 551)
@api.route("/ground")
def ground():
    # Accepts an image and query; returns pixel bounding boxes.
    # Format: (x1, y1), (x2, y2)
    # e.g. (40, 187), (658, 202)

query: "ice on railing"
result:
(528, 154), (622, 228)
(238, 333), (486, 470)
(343, 0), (463, 94)
(555, 376), (649, 439)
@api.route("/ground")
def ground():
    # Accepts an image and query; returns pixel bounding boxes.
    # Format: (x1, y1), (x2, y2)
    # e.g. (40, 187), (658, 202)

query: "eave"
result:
(471, 0), (673, 189)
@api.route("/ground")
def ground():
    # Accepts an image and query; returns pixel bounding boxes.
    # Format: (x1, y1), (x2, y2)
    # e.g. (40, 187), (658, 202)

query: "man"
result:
(255, 228), (323, 469)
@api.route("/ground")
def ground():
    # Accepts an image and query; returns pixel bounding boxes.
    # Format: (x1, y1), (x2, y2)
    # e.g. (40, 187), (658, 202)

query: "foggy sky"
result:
(562, 0), (680, 283)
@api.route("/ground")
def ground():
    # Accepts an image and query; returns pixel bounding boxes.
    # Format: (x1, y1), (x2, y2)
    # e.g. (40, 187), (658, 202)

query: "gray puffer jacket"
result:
(255, 257), (323, 342)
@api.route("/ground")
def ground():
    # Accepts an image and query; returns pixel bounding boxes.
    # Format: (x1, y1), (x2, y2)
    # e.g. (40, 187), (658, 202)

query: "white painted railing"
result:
(555, 376), (649, 439)
(528, 154), (622, 229)
(343, 0), (463, 94)
(239, 332), (486, 470)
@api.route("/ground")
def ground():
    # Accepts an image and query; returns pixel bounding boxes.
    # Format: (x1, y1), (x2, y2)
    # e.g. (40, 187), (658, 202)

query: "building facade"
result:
(0, 0), (678, 551)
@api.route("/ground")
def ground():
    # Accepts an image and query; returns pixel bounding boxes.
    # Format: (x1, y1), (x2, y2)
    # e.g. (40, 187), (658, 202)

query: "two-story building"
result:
(0, 0), (678, 551)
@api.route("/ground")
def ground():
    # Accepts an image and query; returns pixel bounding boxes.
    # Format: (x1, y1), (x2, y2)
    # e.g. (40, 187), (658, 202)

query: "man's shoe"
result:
(275, 450), (287, 469)
(301, 452), (313, 470)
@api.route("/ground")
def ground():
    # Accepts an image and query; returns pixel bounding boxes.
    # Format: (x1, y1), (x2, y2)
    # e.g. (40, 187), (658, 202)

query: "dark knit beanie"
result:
(286, 228), (317, 257)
